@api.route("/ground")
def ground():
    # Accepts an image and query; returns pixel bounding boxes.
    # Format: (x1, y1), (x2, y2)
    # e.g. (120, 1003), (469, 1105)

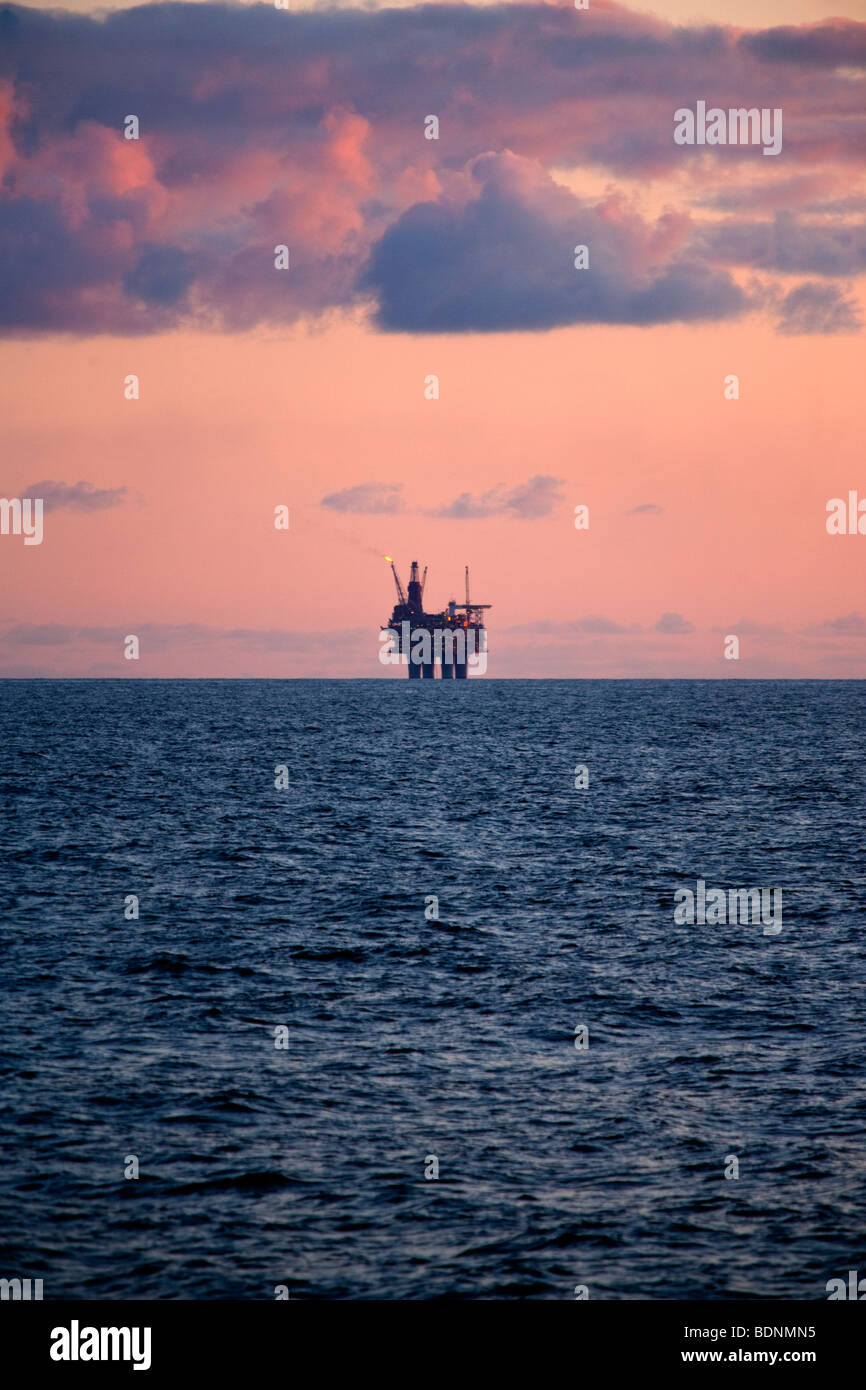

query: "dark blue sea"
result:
(1, 679), (864, 1300)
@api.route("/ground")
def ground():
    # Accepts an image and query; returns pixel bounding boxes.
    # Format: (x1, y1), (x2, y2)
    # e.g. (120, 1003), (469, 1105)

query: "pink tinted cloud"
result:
(0, 4), (863, 334)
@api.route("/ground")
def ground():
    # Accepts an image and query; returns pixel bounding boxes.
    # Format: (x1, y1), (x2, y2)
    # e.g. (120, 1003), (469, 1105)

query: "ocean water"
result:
(0, 677), (864, 1300)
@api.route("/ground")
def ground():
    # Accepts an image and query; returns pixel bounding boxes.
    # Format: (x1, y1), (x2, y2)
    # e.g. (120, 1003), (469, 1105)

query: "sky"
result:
(0, 0), (864, 677)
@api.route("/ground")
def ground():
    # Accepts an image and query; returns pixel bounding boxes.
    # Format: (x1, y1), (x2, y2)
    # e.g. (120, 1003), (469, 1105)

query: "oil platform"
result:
(382, 559), (490, 678)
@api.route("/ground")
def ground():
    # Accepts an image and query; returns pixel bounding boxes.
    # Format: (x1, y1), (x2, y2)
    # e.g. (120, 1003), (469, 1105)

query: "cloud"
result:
(364, 153), (748, 332)
(3, 624), (74, 647)
(2, 622), (368, 653)
(713, 618), (787, 639)
(628, 502), (662, 515)
(806, 198), (866, 216)
(698, 213), (866, 277)
(505, 616), (642, 636)
(739, 21), (866, 69)
(693, 175), (849, 215)
(124, 245), (196, 307)
(321, 482), (405, 514)
(0, 5), (862, 336)
(775, 282), (861, 335)
(319, 473), (563, 518)
(655, 612), (693, 634)
(23, 480), (129, 513)
(804, 613), (866, 636)
(434, 472), (564, 519)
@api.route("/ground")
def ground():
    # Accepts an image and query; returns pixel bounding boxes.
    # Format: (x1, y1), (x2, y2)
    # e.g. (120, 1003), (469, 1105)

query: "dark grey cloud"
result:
(655, 612), (694, 634)
(321, 483), (405, 514)
(740, 21), (866, 69)
(3, 623), (368, 654)
(699, 213), (866, 276)
(713, 618), (787, 639)
(320, 474), (564, 518)
(505, 617), (642, 636)
(434, 473), (564, 520)
(124, 246), (196, 307)
(24, 480), (129, 513)
(219, 627), (368, 652)
(806, 198), (866, 216)
(804, 613), (866, 636)
(628, 502), (662, 515)
(694, 177), (836, 214)
(3, 624), (74, 647)
(364, 153), (748, 332)
(775, 281), (861, 335)
(575, 616), (641, 635)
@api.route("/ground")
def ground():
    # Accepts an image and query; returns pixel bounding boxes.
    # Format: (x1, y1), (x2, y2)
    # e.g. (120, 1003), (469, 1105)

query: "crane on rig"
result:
(386, 558), (427, 616)
(386, 557), (407, 607)
(453, 564), (491, 625)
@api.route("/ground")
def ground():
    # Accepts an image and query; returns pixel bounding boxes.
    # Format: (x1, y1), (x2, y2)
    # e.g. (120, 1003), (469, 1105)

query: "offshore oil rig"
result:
(381, 559), (490, 678)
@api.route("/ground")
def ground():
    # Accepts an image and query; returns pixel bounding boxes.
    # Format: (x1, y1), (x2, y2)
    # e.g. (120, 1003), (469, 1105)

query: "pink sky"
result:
(1, 0), (864, 677)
